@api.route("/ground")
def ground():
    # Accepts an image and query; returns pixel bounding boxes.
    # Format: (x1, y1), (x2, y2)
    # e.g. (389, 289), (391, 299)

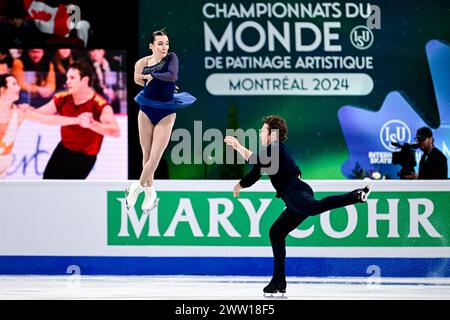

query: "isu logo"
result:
(380, 120), (412, 151)
(350, 25), (374, 50)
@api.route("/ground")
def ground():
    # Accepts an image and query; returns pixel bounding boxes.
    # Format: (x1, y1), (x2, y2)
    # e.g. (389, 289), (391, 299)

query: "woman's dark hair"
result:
(69, 60), (95, 87)
(54, 50), (74, 74)
(0, 73), (12, 90)
(21, 49), (52, 87)
(263, 115), (288, 142)
(22, 49), (51, 71)
(150, 28), (168, 44)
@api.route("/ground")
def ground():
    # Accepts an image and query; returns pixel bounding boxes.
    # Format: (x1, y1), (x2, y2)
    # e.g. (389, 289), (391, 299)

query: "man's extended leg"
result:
(285, 185), (372, 217)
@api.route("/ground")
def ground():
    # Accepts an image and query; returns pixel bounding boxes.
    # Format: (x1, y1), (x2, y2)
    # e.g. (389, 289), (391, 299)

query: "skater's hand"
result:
(224, 136), (241, 150)
(77, 112), (94, 128)
(140, 74), (153, 81)
(17, 104), (35, 120)
(17, 103), (32, 112)
(233, 183), (242, 197)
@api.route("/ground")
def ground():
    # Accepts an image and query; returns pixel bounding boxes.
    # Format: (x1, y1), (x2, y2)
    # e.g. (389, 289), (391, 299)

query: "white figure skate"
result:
(125, 181), (144, 210)
(141, 185), (158, 215)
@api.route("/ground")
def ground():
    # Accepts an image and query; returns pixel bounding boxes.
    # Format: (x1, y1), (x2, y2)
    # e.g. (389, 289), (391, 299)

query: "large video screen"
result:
(0, 48), (127, 180)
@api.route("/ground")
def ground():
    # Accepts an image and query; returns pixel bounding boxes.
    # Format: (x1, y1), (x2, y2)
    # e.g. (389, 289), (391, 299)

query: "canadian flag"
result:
(23, 0), (70, 37)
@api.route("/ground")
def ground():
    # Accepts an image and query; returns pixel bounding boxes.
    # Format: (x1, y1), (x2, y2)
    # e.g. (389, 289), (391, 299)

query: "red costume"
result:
(53, 91), (108, 155)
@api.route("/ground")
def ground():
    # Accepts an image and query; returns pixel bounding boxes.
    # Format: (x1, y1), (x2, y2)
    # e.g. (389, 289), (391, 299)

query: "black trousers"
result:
(43, 142), (97, 179)
(269, 180), (358, 280)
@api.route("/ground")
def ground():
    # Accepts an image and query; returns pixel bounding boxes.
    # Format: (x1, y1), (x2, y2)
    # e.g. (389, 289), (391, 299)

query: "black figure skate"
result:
(263, 278), (287, 298)
(356, 185), (372, 203)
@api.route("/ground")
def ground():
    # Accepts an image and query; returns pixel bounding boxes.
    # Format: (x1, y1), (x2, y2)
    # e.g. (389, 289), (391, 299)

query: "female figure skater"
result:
(0, 74), (25, 178)
(126, 28), (196, 213)
(224, 115), (372, 296)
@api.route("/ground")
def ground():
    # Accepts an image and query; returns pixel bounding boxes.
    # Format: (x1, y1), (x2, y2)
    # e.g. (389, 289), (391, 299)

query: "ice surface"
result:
(0, 275), (449, 300)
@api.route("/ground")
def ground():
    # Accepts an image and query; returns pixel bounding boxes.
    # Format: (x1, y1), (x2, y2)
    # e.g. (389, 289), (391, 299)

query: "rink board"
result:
(0, 180), (449, 277)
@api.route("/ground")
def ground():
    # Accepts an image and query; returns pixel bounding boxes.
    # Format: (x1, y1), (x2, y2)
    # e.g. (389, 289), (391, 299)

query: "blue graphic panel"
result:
(339, 40), (450, 179)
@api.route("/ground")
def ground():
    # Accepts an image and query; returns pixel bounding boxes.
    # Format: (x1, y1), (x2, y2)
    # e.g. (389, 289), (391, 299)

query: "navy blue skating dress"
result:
(134, 52), (196, 124)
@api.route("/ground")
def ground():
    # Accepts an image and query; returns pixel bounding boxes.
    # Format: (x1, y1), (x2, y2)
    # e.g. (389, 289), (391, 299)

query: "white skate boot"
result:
(141, 185), (158, 214)
(125, 181), (144, 210)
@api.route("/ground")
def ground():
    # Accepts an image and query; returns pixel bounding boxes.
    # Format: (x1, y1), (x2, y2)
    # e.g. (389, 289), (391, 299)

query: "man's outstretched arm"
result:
(224, 136), (253, 160)
(19, 101), (78, 126)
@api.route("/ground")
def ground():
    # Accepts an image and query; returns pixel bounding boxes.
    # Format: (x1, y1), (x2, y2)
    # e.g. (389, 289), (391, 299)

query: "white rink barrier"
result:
(0, 180), (449, 276)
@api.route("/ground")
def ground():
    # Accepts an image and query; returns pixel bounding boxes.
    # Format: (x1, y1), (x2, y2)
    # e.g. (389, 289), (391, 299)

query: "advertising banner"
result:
(138, 0), (450, 180)
(1, 180), (449, 276)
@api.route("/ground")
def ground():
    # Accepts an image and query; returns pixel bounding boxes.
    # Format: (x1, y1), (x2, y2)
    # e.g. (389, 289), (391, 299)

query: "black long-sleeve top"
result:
(418, 147), (448, 179)
(239, 141), (302, 197)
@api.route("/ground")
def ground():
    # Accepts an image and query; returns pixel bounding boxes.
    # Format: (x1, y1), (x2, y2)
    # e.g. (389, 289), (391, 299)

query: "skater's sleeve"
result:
(52, 92), (69, 114)
(239, 151), (263, 188)
(151, 53), (179, 82)
(239, 164), (262, 188)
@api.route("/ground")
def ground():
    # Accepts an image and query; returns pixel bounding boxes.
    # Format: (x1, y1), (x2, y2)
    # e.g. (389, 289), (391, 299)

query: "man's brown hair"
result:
(69, 60), (94, 87)
(263, 115), (288, 142)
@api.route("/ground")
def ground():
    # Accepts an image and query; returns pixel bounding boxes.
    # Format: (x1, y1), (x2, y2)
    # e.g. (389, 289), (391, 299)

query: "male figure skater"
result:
(224, 115), (372, 296)
(31, 60), (120, 178)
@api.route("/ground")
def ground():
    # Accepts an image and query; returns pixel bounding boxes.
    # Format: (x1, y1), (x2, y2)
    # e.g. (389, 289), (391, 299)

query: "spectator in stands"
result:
(88, 49), (120, 113)
(0, 50), (14, 75)
(53, 48), (75, 92)
(11, 48), (56, 106)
